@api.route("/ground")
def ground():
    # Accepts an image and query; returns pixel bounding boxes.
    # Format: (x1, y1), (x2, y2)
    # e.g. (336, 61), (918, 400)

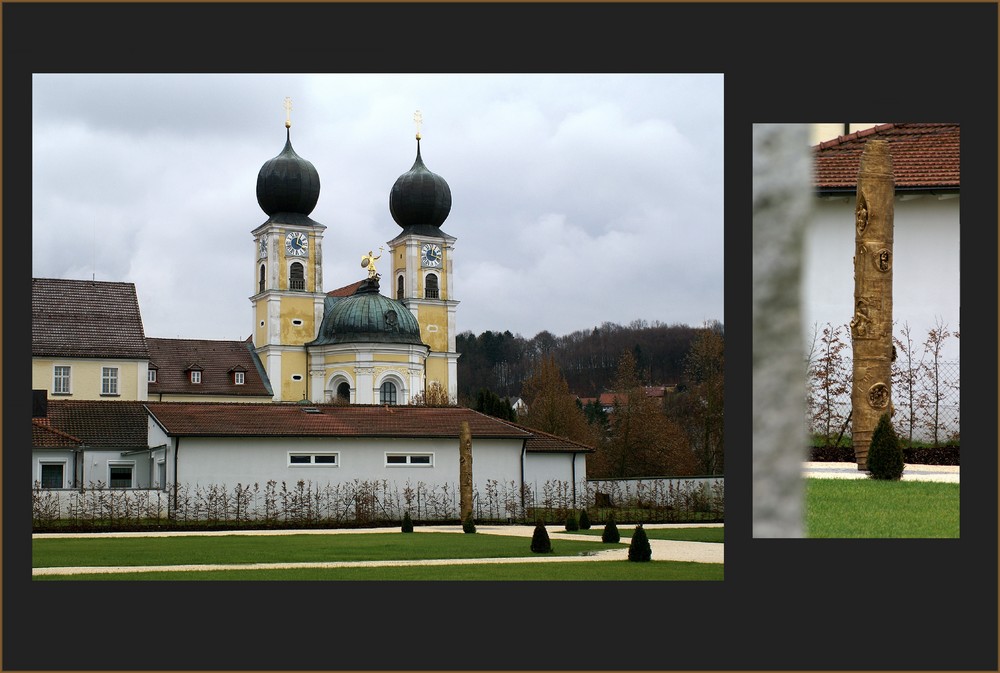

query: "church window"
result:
(336, 382), (351, 403)
(39, 462), (65, 489)
(425, 273), (439, 299)
(101, 367), (119, 396)
(108, 463), (134, 489)
(289, 262), (305, 290)
(259, 264), (266, 293)
(397, 275), (404, 300)
(385, 453), (433, 466)
(380, 381), (398, 405)
(53, 366), (71, 394)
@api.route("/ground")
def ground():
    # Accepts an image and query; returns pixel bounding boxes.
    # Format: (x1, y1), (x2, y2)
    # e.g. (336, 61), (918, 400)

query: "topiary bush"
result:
(602, 514), (620, 543)
(530, 521), (552, 553)
(867, 412), (905, 480)
(578, 508), (591, 530)
(401, 511), (414, 533)
(462, 513), (477, 534)
(565, 512), (579, 531)
(628, 523), (652, 562)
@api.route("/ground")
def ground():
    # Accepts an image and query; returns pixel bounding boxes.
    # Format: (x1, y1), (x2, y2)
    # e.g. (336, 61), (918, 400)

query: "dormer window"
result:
(148, 369), (157, 383)
(191, 371), (201, 384)
(234, 371), (245, 385)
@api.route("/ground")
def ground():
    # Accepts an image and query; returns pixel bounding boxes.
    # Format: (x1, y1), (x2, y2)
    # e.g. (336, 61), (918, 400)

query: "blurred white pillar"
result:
(752, 124), (811, 538)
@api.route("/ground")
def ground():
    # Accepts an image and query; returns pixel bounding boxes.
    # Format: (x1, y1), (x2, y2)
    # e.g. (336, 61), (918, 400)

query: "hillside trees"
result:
(520, 355), (596, 447)
(671, 322), (725, 474)
(590, 351), (697, 478)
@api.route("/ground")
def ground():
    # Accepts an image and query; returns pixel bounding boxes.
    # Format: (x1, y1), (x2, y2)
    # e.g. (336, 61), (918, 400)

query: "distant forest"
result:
(456, 320), (715, 403)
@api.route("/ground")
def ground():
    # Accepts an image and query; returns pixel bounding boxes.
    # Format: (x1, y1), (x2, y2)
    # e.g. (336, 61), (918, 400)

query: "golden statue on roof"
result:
(361, 247), (384, 279)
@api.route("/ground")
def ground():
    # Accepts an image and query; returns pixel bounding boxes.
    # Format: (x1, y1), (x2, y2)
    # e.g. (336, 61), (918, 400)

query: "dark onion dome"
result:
(307, 278), (425, 347)
(257, 128), (321, 216)
(390, 137), (452, 229)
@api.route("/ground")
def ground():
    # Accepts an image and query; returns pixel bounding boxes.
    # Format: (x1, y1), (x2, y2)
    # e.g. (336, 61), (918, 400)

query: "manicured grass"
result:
(563, 526), (723, 543)
(33, 532), (617, 569)
(34, 560), (723, 581)
(806, 479), (959, 538)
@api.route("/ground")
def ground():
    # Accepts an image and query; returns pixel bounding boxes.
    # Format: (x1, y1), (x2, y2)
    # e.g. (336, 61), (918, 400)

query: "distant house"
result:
(32, 278), (151, 400)
(807, 123), (960, 360)
(147, 337), (273, 402)
(592, 385), (678, 413)
(31, 394), (153, 489)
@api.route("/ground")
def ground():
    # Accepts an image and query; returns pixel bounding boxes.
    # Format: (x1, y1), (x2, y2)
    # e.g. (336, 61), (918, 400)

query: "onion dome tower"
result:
(386, 111), (460, 404)
(250, 98), (328, 402)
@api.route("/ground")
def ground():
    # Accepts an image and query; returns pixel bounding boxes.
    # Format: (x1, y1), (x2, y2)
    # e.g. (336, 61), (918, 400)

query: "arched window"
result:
(336, 381), (351, 403)
(397, 275), (404, 300)
(380, 381), (398, 405)
(425, 273), (439, 299)
(259, 264), (266, 293)
(289, 262), (305, 290)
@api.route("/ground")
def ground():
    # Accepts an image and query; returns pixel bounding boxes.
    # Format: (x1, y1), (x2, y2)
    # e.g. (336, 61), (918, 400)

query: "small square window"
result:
(40, 463), (64, 489)
(109, 464), (133, 489)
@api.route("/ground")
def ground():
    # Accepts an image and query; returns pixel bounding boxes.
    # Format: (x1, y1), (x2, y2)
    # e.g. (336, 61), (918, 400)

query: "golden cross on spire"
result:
(284, 97), (293, 128)
(413, 109), (423, 140)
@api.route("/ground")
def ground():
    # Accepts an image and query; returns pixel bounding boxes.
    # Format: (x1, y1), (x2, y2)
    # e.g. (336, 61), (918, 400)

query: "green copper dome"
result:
(308, 279), (424, 346)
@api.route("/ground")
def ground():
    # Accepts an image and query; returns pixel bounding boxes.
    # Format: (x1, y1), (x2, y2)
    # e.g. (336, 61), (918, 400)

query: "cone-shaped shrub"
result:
(401, 511), (414, 533)
(602, 515), (620, 543)
(628, 523), (652, 562)
(462, 513), (477, 534)
(867, 412), (905, 481)
(530, 522), (552, 553)
(578, 508), (591, 530)
(565, 512), (579, 531)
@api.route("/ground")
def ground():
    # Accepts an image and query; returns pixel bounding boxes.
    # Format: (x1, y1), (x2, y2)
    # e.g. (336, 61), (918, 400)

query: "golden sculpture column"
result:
(459, 421), (473, 522)
(850, 139), (894, 470)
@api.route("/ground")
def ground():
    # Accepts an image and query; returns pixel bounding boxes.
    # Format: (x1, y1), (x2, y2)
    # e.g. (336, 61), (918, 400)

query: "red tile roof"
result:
(42, 400), (150, 449)
(147, 337), (272, 397)
(144, 402), (594, 452)
(813, 123), (960, 192)
(32, 418), (83, 448)
(327, 279), (367, 297)
(32, 278), (149, 359)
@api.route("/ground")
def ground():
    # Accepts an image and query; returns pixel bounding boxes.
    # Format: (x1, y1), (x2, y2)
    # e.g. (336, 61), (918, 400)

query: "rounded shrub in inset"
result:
(602, 514), (620, 543)
(530, 522), (552, 553)
(401, 511), (414, 533)
(462, 513), (477, 534)
(565, 512), (579, 531)
(628, 523), (652, 562)
(867, 412), (905, 481)
(578, 508), (591, 530)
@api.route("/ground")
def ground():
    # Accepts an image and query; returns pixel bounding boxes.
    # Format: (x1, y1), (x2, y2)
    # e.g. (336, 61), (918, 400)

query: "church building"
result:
(251, 111), (458, 405)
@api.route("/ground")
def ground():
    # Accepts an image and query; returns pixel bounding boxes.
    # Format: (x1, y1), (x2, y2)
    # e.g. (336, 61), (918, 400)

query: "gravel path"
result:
(804, 461), (959, 483)
(32, 523), (724, 576)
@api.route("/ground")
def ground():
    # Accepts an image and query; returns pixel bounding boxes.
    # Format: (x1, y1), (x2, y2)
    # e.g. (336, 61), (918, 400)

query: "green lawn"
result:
(806, 479), (959, 538)
(562, 526), (724, 543)
(32, 532), (616, 569)
(34, 560), (723, 581)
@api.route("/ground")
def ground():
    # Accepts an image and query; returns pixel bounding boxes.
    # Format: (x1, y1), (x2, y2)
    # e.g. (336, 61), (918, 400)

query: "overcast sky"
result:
(32, 73), (724, 342)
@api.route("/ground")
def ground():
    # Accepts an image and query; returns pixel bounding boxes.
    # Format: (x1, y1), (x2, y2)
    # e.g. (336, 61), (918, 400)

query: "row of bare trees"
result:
(806, 319), (959, 446)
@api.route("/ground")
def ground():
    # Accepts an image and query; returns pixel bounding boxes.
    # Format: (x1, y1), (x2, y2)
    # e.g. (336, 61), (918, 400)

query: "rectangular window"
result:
(102, 367), (119, 395)
(109, 463), (133, 488)
(234, 371), (245, 385)
(191, 371), (202, 384)
(288, 453), (339, 467)
(385, 453), (434, 467)
(53, 366), (71, 394)
(40, 463), (65, 489)
(148, 369), (157, 383)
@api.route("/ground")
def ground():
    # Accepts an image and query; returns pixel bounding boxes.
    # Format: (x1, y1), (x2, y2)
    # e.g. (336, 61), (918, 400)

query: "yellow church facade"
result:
(251, 112), (459, 404)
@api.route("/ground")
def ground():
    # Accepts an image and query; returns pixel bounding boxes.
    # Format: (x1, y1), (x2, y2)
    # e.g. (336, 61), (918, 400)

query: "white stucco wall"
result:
(170, 435), (524, 492)
(803, 194), (960, 361)
(524, 452), (587, 488)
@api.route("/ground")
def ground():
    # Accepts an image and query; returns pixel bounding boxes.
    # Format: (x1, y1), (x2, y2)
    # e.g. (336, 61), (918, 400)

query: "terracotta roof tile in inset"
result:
(813, 123), (960, 192)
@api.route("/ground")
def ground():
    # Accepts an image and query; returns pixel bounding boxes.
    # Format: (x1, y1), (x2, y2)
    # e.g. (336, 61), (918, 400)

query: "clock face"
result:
(258, 236), (268, 259)
(421, 243), (442, 267)
(285, 231), (308, 257)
